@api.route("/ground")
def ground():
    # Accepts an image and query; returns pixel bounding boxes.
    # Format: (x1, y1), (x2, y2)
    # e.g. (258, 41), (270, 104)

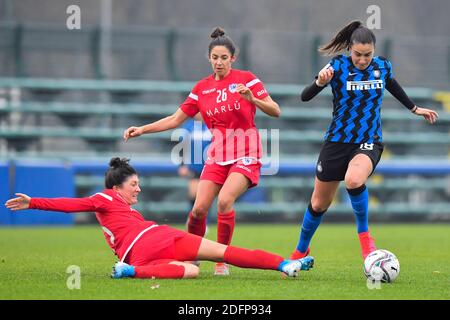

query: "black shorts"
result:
(316, 141), (384, 182)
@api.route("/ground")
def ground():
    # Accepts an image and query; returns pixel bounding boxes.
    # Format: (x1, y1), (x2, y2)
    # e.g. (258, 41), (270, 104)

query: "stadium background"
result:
(0, 0), (449, 226)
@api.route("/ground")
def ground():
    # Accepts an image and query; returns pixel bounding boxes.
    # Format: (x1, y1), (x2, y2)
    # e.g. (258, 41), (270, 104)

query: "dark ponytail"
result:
(208, 27), (238, 57)
(105, 157), (137, 189)
(319, 20), (376, 55)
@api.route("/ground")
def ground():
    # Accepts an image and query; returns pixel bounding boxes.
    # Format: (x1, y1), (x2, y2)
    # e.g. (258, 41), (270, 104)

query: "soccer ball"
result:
(363, 249), (400, 283)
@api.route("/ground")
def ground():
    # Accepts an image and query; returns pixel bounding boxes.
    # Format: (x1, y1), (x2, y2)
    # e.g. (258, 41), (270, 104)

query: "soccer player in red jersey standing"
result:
(124, 27), (281, 275)
(5, 158), (313, 279)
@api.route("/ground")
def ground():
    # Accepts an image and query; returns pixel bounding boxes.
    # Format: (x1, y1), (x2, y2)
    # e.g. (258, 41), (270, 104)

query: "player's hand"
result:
(413, 107), (439, 124)
(237, 84), (255, 103)
(123, 126), (144, 142)
(5, 193), (31, 211)
(316, 67), (334, 86)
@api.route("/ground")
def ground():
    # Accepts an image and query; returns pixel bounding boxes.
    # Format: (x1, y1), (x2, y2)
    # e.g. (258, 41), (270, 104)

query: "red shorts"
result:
(200, 158), (261, 188)
(127, 225), (203, 266)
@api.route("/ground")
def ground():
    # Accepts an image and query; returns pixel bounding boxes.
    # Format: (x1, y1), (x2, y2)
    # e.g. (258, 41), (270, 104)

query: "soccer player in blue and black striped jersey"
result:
(290, 21), (439, 261)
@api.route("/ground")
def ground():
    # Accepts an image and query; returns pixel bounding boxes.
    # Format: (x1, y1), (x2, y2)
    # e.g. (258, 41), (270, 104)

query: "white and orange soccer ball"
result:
(363, 249), (400, 283)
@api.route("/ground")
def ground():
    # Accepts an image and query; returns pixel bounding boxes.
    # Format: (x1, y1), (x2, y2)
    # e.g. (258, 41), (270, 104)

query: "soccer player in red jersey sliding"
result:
(5, 158), (313, 279)
(124, 27), (281, 275)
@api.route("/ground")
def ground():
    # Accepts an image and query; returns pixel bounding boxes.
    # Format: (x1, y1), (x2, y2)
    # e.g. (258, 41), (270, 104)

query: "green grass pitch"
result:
(0, 224), (449, 300)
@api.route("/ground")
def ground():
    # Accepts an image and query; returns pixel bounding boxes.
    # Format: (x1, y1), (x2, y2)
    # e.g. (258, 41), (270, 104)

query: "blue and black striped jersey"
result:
(324, 55), (393, 143)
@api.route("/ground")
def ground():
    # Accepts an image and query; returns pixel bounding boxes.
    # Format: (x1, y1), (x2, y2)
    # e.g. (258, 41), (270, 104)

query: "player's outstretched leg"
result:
(221, 245), (314, 277)
(111, 261), (197, 279)
(278, 256), (315, 277)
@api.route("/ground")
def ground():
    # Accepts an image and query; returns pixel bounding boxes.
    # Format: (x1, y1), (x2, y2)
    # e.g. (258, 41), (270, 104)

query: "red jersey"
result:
(29, 189), (181, 262)
(180, 69), (269, 164)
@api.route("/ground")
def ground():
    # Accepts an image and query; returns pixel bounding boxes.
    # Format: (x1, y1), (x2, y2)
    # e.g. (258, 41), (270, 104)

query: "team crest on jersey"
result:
(373, 70), (381, 78)
(229, 83), (237, 93)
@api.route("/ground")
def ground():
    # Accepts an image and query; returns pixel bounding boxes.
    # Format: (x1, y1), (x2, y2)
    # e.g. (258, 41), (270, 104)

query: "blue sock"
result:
(347, 185), (369, 234)
(295, 204), (324, 253)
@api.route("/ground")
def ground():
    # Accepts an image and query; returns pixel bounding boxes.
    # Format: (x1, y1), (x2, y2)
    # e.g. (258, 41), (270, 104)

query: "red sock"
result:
(187, 211), (206, 237)
(223, 246), (284, 270)
(217, 210), (235, 245)
(134, 264), (185, 279)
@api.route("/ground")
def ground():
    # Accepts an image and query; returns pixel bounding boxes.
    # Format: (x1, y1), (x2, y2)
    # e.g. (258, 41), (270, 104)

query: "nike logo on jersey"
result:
(346, 80), (384, 91)
(348, 72), (358, 76)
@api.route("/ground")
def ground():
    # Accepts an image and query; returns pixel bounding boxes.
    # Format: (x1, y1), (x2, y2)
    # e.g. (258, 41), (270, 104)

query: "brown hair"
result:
(319, 21), (376, 56)
(208, 27), (238, 57)
(105, 157), (137, 188)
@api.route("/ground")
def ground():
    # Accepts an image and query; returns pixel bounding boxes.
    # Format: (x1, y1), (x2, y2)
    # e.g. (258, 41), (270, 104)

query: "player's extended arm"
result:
(5, 193), (96, 213)
(386, 78), (438, 124)
(123, 108), (189, 141)
(385, 78), (415, 110)
(301, 67), (334, 101)
(301, 81), (327, 101)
